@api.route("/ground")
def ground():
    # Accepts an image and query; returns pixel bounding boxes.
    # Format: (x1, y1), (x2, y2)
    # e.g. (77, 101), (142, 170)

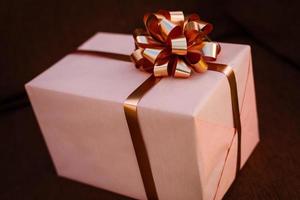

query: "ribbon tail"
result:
(207, 63), (242, 200)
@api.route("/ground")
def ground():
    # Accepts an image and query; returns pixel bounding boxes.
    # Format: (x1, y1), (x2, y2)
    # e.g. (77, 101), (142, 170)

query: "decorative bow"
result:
(131, 10), (221, 78)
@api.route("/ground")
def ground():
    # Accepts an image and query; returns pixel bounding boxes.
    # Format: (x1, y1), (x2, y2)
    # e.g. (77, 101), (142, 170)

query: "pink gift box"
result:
(25, 32), (259, 200)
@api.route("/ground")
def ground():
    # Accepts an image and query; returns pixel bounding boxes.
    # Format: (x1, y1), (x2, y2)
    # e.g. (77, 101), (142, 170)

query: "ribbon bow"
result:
(131, 10), (221, 78)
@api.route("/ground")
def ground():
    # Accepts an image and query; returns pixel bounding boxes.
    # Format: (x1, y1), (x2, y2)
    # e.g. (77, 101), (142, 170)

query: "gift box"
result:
(25, 32), (259, 200)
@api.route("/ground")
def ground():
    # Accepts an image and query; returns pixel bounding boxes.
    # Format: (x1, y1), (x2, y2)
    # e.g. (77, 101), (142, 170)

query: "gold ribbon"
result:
(74, 10), (241, 200)
(124, 75), (161, 200)
(208, 64), (241, 200)
(131, 10), (221, 78)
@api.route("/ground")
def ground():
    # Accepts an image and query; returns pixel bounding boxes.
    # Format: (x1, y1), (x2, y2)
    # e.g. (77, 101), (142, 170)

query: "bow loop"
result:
(144, 13), (165, 42)
(201, 41), (221, 61)
(153, 61), (169, 77)
(169, 11), (185, 25)
(143, 48), (167, 64)
(159, 18), (182, 41)
(133, 28), (163, 49)
(170, 36), (187, 55)
(156, 10), (185, 25)
(132, 10), (221, 78)
(173, 58), (192, 78)
(184, 20), (213, 44)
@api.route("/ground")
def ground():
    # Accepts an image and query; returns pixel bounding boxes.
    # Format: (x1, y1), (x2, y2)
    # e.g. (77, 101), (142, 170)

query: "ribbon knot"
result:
(131, 10), (221, 78)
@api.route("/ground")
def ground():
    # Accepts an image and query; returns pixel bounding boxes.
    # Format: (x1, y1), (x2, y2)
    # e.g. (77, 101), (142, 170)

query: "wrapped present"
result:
(25, 11), (259, 200)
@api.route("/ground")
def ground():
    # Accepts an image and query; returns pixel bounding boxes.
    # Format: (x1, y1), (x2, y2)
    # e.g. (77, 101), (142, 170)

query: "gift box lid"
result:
(27, 32), (251, 129)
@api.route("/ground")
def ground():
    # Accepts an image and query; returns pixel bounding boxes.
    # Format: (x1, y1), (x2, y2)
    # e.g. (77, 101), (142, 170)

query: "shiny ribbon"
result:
(131, 10), (221, 78)
(74, 10), (242, 200)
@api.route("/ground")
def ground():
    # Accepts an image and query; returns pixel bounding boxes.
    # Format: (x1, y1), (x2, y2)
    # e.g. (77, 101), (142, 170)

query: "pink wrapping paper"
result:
(25, 32), (259, 200)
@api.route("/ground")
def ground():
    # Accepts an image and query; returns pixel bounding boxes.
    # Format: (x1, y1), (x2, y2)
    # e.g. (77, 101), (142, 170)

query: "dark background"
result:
(1, 0), (300, 199)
